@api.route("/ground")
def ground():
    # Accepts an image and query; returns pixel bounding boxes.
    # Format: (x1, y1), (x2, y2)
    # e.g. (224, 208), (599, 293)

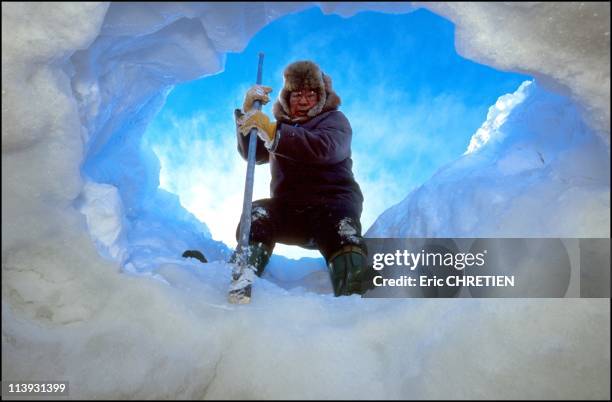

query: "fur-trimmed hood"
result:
(272, 60), (341, 124)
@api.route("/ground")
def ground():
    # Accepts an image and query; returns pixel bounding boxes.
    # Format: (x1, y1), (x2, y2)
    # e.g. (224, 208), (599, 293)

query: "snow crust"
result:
(2, 2), (610, 399)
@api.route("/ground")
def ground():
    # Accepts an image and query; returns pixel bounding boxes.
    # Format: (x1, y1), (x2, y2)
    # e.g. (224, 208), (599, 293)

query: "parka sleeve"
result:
(271, 111), (352, 165)
(235, 110), (270, 165)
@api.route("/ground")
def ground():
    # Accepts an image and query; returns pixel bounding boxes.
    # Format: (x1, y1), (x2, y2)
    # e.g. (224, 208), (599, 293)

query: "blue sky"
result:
(143, 7), (530, 259)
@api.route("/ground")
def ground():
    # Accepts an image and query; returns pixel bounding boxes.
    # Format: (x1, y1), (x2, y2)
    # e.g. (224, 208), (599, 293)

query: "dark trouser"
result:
(234, 198), (367, 261)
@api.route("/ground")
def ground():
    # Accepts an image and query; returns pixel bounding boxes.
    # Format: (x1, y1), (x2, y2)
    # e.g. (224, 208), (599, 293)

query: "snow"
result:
(251, 206), (269, 222)
(465, 81), (531, 154)
(2, 2), (610, 399)
(76, 180), (129, 264)
(337, 217), (362, 245)
(367, 80), (610, 238)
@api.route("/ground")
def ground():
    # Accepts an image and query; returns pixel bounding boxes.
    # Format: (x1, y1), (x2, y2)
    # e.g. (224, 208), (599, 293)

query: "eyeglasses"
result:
(290, 90), (318, 102)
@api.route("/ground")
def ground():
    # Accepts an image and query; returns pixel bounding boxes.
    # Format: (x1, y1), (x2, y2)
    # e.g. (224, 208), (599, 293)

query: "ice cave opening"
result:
(139, 7), (534, 262)
(2, 2), (609, 399)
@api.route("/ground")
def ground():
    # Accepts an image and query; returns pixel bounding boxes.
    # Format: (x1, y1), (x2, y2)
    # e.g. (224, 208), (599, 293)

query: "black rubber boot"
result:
(229, 242), (272, 278)
(327, 246), (368, 296)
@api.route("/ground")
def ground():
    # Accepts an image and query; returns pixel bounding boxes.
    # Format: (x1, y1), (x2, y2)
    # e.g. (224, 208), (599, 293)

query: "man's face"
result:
(289, 88), (319, 118)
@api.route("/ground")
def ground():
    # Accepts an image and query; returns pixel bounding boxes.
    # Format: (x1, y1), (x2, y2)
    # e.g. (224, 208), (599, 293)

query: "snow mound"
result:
(367, 80), (610, 238)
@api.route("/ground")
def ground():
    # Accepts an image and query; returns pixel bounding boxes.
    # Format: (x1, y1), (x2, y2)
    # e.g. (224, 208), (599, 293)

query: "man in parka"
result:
(232, 60), (367, 298)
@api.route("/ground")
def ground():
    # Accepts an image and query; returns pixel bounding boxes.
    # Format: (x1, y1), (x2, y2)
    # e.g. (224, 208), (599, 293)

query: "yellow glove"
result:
(243, 85), (273, 112)
(238, 110), (277, 145)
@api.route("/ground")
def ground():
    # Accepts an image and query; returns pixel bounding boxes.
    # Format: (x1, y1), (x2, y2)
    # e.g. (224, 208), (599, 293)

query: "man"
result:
(232, 60), (367, 297)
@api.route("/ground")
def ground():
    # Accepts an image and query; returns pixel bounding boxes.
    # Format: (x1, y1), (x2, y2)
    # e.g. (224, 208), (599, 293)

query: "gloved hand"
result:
(243, 85), (273, 112)
(237, 110), (277, 146)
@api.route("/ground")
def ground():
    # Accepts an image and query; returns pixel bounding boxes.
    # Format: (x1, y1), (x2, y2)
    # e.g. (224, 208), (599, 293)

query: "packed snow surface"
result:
(2, 2), (609, 399)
